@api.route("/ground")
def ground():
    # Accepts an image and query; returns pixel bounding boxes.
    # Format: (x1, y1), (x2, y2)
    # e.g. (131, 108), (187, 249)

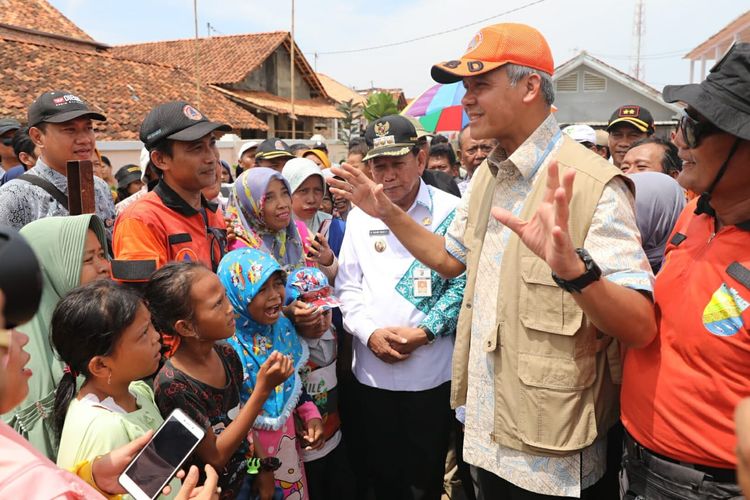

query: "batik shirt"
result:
(0, 158), (116, 235)
(445, 114), (654, 497)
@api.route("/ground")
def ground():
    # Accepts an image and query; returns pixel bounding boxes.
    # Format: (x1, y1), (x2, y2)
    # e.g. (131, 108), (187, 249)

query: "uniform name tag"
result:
(369, 229), (390, 236)
(413, 266), (432, 297)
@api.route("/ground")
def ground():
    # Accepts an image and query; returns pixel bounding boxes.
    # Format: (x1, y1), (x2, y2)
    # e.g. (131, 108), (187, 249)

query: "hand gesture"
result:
(175, 465), (220, 500)
(285, 300), (323, 328)
(386, 326), (429, 355)
(367, 328), (409, 363)
(306, 232), (334, 266)
(328, 163), (396, 220)
(257, 351), (294, 392)
(491, 160), (585, 279)
(301, 418), (325, 450)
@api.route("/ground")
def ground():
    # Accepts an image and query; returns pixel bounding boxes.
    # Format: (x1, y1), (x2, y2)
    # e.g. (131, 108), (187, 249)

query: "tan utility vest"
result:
(451, 136), (632, 456)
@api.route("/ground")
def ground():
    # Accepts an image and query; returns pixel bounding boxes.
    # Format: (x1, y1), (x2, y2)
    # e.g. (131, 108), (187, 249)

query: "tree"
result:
(363, 92), (399, 121)
(337, 99), (362, 142)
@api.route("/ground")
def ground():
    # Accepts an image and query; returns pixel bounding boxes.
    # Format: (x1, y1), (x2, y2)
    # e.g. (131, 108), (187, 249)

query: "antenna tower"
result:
(630, 0), (645, 80)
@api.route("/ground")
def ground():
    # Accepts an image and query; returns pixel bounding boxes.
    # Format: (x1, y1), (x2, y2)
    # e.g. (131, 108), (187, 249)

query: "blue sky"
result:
(50, 0), (747, 98)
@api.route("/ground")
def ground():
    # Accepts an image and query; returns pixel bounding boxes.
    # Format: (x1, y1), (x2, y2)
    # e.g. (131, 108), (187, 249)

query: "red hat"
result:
(432, 23), (554, 84)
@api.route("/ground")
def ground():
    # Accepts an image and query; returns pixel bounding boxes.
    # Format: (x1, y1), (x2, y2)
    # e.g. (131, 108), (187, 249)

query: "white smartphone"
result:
(118, 409), (205, 500)
(318, 218), (332, 239)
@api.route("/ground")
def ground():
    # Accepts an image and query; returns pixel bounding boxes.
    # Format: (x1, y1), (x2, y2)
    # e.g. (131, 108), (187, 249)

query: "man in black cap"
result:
(114, 164), (144, 202)
(113, 101), (229, 299)
(606, 104), (654, 169)
(0, 91), (115, 232)
(253, 137), (295, 172)
(0, 118), (21, 176)
(619, 43), (750, 499)
(335, 114), (465, 500)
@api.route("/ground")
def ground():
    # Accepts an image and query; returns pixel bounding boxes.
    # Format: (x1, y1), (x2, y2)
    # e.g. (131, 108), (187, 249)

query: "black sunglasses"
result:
(678, 109), (717, 149)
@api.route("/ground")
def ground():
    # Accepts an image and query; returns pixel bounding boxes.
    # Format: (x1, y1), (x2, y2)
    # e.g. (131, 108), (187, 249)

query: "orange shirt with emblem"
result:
(622, 198), (750, 468)
(113, 182), (226, 271)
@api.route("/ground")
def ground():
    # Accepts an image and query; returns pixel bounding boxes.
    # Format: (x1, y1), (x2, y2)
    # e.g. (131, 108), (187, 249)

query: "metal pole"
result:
(193, 0), (201, 105)
(290, 0), (296, 139)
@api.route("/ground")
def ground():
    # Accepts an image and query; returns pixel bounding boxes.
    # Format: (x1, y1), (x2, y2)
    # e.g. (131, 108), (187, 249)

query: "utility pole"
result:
(290, 0), (296, 139)
(193, 0), (201, 105)
(630, 0), (645, 80)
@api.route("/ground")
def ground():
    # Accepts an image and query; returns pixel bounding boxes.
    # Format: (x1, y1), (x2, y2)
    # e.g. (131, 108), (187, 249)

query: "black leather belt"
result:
(624, 431), (736, 484)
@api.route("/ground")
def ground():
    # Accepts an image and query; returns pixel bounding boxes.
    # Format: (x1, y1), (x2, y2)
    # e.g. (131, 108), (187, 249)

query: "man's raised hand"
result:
(328, 163), (396, 220)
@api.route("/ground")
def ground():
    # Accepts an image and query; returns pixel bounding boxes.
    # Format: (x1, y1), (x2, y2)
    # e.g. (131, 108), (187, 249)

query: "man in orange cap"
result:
(330, 23), (654, 499)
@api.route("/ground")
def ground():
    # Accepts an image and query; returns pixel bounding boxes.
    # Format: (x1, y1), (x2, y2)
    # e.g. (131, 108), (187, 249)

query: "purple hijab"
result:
(226, 167), (305, 272)
(630, 172), (686, 273)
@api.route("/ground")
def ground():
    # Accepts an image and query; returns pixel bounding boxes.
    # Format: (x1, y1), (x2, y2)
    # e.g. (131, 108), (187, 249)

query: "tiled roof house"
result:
(113, 32), (344, 139)
(0, 0), (267, 140)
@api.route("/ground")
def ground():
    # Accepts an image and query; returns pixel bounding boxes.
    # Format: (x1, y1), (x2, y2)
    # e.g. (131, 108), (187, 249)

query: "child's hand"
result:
(296, 309), (329, 339)
(253, 469), (276, 500)
(287, 300), (323, 328)
(306, 232), (334, 266)
(302, 418), (325, 450)
(257, 351), (294, 392)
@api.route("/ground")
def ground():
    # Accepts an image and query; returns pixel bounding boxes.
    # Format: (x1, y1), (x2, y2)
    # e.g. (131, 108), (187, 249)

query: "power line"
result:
(312, 0), (549, 56)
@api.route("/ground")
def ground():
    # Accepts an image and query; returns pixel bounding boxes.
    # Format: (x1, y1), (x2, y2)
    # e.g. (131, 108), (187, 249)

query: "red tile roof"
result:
(115, 32), (285, 80)
(0, 30), (267, 139)
(0, 0), (93, 42)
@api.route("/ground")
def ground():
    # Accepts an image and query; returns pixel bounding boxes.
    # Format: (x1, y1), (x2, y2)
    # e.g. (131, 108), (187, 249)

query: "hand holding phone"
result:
(306, 219), (333, 265)
(118, 409), (205, 500)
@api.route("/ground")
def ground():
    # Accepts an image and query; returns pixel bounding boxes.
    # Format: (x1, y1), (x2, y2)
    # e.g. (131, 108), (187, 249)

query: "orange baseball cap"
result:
(431, 23), (554, 84)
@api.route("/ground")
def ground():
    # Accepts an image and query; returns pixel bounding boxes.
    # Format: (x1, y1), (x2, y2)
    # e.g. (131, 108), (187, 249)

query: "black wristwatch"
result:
(419, 325), (436, 344)
(551, 248), (601, 293)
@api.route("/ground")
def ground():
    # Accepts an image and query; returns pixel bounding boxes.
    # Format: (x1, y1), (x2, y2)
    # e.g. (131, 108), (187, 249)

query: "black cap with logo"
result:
(606, 105), (655, 134)
(115, 164), (143, 189)
(140, 101), (231, 150)
(363, 115), (419, 161)
(27, 90), (106, 128)
(255, 138), (294, 160)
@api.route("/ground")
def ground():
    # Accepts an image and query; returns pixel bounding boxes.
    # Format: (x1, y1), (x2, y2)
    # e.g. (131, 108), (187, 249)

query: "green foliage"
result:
(363, 92), (399, 121)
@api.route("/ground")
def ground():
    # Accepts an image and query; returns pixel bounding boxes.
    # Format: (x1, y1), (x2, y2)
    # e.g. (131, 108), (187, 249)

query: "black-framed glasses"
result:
(678, 110), (718, 149)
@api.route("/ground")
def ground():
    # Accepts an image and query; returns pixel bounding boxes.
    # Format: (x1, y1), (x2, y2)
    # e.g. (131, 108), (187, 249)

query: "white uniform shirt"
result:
(336, 180), (461, 392)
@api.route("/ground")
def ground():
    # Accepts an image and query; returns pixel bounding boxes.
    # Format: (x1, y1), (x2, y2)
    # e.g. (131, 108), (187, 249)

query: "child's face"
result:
(262, 179), (292, 232)
(247, 271), (286, 325)
(107, 303), (162, 382)
(190, 270), (235, 340)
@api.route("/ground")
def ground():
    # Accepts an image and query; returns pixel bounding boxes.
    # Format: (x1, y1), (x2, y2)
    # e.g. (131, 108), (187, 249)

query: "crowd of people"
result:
(0, 20), (749, 500)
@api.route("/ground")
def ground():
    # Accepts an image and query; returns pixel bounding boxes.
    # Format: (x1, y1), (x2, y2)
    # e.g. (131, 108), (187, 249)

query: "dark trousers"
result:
(356, 379), (452, 500)
(304, 440), (356, 500)
(621, 432), (743, 500)
(476, 467), (604, 500)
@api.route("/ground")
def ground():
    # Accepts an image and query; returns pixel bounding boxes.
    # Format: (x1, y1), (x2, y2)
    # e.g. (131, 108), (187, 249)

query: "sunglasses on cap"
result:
(678, 109), (718, 149)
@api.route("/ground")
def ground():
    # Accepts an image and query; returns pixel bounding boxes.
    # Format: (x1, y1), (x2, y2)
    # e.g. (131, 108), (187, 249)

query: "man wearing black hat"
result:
(0, 91), (115, 233)
(114, 164), (144, 202)
(0, 118), (21, 176)
(619, 43), (750, 499)
(335, 114), (465, 500)
(606, 104), (655, 169)
(254, 137), (295, 172)
(113, 101), (229, 290)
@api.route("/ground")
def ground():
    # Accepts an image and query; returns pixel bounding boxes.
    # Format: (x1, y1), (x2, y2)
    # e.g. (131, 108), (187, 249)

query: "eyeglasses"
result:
(678, 110), (717, 149)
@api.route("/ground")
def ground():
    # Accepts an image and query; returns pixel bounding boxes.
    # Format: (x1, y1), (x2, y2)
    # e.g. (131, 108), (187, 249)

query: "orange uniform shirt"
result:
(114, 181), (226, 272)
(622, 198), (750, 468)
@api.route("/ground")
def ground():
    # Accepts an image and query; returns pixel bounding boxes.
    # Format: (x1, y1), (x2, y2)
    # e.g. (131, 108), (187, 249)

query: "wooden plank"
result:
(66, 160), (95, 215)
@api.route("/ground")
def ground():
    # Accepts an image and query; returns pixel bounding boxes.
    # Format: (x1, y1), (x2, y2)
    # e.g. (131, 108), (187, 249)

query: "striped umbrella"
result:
(402, 82), (468, 133)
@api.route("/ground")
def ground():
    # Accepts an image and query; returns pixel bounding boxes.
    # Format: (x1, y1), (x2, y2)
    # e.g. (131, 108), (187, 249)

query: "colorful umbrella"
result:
(402, 82), (468, 133)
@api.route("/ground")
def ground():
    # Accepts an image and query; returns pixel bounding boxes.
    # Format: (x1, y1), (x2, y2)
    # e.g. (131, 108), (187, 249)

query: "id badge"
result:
(413, 266), (432, 297)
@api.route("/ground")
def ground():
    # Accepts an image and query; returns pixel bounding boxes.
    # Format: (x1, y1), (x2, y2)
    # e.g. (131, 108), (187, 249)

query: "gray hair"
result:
(505, 63), (555, 106)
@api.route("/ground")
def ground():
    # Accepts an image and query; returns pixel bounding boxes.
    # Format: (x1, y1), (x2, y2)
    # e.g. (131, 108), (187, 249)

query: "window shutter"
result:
(583, 71), (607, 92)
(555, 73), (578, 92)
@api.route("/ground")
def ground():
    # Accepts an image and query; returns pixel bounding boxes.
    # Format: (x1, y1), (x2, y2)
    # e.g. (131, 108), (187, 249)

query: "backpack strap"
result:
(18, 173), (68, 209)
